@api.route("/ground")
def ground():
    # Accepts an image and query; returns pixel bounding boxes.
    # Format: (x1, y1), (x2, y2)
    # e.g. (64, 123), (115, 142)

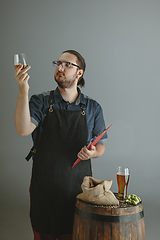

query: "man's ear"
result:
(77, 69), (83, 78)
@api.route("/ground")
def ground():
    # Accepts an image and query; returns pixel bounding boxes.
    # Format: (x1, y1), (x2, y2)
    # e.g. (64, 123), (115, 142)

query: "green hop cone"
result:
(131, 194), (137, 200)
(126, 194), (141, 205)
(127, 194), (131, 200)
(132, 200), (139, 206)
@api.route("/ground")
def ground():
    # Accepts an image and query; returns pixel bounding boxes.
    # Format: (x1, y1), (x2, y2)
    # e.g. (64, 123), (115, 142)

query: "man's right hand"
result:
(15, 63), (31, 92)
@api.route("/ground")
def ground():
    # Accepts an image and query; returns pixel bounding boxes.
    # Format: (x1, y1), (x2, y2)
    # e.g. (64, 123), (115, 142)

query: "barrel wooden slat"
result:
(80, 219), (85, 238)
(90, 219), (99, 240)
(72, 199), (145, 240)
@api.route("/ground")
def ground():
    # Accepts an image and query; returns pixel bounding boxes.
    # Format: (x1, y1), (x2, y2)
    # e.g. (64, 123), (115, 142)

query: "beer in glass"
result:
(116, 166), (130, 201)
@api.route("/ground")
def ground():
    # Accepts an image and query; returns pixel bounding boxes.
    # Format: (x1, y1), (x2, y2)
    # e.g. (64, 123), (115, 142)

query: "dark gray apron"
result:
(30, 91), (92, 235)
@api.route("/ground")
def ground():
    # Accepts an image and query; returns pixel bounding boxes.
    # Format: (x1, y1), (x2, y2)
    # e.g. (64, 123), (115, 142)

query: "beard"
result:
(54, 71), (77, 89)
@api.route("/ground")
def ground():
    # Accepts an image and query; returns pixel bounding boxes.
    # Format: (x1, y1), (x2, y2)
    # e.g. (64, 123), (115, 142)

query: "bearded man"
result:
(15, 50), (107, 240)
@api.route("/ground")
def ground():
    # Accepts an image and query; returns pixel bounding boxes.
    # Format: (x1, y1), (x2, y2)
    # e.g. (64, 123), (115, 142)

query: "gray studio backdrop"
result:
(0, 0), (160, 239)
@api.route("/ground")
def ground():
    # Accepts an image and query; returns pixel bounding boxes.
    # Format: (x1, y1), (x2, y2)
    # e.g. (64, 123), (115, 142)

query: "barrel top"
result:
(76, 198), (143, 208)
(75, 196), (144, 216)
(76, 193), (143, 208)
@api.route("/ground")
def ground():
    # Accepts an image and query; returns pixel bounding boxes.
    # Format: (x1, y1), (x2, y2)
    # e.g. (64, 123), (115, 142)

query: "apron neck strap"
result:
(80, 103), (86, 116)
(49, 90), (55, 112)
(49, 90), (86, 115)
(49, 90), (55, 104)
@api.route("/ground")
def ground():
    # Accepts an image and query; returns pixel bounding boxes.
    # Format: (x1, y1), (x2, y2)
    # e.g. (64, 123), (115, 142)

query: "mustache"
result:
(57, 71), (65, 76)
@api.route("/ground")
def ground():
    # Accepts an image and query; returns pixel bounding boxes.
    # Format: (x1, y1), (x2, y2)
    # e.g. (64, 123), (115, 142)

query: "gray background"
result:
(0, 0), (160, 239)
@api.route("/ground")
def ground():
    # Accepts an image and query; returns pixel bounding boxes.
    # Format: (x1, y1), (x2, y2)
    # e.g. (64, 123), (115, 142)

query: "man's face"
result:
(54, 52), (83, 89)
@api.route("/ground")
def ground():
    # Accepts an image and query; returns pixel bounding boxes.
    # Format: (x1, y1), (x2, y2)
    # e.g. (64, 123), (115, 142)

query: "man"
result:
(15, 50), (107, 240)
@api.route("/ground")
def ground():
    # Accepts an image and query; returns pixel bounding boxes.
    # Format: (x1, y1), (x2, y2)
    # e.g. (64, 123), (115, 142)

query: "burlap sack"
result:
(77, 176), (119, 205)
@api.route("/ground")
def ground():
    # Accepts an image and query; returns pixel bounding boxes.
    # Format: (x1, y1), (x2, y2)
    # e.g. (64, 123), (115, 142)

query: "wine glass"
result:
(14, 53), (27, 69)
(116, 166), (130, 201)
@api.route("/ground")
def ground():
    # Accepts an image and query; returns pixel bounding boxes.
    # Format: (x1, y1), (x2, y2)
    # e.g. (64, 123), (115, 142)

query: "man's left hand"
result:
(77, 145), (97, 160)
(77, 143), (105, 160)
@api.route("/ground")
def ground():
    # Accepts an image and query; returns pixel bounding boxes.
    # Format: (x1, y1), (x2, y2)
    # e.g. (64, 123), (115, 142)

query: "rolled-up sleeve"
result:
(29, 93), (49, 127)
(85, 98), (108, 145)
(93, 102), (108, 144)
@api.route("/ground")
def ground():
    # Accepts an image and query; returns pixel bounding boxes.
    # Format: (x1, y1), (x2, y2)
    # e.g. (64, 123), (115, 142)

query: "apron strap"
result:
(49, 90), (55, 112)
(25, 146), (36, 161)
(80, 103), (86, 115)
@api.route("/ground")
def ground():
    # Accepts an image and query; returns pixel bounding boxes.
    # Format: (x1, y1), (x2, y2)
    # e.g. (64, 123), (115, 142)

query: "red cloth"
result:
(33, 228), (72, 240)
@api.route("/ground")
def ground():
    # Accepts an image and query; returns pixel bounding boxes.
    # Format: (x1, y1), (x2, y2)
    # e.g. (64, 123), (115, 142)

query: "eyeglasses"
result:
(53, 61), (81, 69)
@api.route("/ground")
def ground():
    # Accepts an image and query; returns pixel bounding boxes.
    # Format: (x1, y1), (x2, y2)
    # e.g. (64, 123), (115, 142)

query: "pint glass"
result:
(116, 166), (130, 201)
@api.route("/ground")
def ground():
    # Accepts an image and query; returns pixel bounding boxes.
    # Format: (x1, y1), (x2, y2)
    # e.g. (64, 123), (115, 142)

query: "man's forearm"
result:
(15, 91), (36, 136)
(15, 64), (36, 136)
(92, 143), (105, 158)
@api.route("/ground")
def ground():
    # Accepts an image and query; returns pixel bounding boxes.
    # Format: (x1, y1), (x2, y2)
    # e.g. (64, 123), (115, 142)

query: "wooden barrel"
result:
(72, 198), (145, 240)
